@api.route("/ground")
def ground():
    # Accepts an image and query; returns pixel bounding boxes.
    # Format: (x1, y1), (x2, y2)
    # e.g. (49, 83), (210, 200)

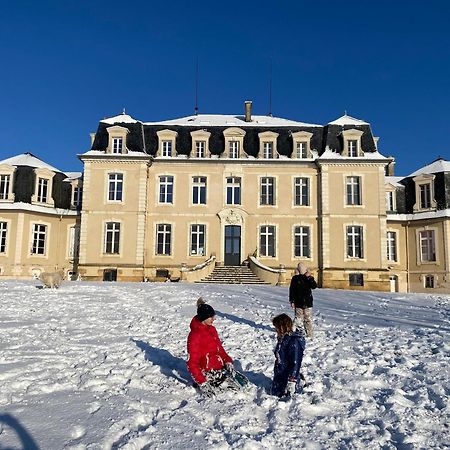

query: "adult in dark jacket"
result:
(289, 262), (317, 338)
(271, 313), (306, 398)
(187, 298), (243, 396)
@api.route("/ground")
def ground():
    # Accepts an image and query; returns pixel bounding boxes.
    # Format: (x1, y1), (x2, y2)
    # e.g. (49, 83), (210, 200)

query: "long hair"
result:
(272, 313), (293, 337)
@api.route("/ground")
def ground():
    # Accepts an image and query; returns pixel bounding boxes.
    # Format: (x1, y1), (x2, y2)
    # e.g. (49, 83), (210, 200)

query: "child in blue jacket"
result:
(271, 313), (306, 398)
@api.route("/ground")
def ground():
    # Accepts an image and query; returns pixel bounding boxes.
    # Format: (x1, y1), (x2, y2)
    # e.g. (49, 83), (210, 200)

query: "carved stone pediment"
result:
(217, 208), (248, 225)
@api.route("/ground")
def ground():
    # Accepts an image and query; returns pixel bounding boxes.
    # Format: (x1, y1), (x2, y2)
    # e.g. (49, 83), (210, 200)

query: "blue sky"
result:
(0, 0), (449, 175)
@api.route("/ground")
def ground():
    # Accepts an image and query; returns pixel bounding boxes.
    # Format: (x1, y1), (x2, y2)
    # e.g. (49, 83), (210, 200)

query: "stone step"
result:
(196, 265), (270, 285)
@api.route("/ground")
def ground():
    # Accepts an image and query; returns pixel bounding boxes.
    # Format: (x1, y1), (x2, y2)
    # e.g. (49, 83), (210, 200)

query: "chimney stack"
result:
(386, 157), (396, 176)
(245, 101), (252, 122)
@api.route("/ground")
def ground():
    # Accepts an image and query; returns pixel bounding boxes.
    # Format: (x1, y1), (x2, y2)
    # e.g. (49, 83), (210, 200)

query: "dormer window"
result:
(71, 180), (83, 209)
(413, 174), (437, 212)
(190, 130), (211, 158)
(223, 127), (246, 158)
(106, 126), (129, 154)
(0, 165), (15, 202)
(341, 129), (364, 157)
(32, 168), (54, 206)
(156, 130), (178, 157)
(258, 131), (279, 159)
(291, 131), (313, 159)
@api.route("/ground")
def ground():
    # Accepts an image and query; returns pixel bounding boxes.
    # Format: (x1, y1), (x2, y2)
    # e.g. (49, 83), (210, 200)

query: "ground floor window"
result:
(260, 225), (275, 257)
(0, 221), (7, 253)
(346, 225), (363, 259)
(156, 224), (172, 255)
(294, 225), (310, 258)
(349, 273), (364, 286)
(104, 222), (121, 254)
(424, 274), (435, 288)
(190, 224), (205, 256)
(31, 224), (47, 255)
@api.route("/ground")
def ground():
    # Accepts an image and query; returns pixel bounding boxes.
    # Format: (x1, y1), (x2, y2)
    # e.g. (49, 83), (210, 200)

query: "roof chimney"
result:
(245, 101), (252, 122)
(386, 157), (395, 176)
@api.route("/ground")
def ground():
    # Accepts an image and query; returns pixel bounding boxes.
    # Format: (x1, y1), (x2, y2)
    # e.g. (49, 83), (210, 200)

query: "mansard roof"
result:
(91, 112), (379, 157)
(0, 152), (62, 173)
(408, 157), (450, 177)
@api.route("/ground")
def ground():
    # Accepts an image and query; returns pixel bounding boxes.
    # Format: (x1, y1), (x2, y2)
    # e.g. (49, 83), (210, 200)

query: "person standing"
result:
(289, 262), (317, 338)
(271, 313), (306, 398)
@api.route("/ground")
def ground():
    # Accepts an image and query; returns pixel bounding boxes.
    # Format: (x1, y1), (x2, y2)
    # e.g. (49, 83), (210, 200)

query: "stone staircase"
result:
(197, 265), (270, 285)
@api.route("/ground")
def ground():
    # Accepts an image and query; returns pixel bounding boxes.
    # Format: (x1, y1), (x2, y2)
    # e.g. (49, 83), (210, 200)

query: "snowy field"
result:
(0, 280), (449, 450)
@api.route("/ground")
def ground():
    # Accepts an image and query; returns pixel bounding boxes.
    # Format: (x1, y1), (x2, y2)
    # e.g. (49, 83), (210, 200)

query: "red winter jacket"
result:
(187, 316), (233, 384)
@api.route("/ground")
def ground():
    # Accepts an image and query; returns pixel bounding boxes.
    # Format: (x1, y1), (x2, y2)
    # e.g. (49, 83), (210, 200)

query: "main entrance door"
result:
(224, 225), (241, 266)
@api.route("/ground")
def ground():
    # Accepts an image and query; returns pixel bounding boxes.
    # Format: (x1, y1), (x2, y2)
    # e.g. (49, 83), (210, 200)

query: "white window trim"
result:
(102, 220), (122, 257)
(0, 164), (15, 203)
(341, 129), (364, 157)
(67, 224), (80, 259)
(385, 185), (397, 212)
(223, 127), (246, 158)
(106, 126), (129, 154)
(156, 129), (178, 157)
(258, 175), (277, 207)
(29, 221), (51, 258)
(258, 223), (277, 258)
(344, 223), (366, 261)
(156, 174), (175, 206)
(31, 168), (55, 206)
(0, 218), (11, 256)
(258, 131), (279, 159)
(190, 130), (212, 158)
(291, 131), (313, 159)
(344, 173), (364, 208)
(190, 175), (208, 207)
(292, 175), (312, 208)
(386, 229), (399, 264)
(292, 223), (313, 261)
(71, 180), (83, 209)
(225, 175), (242, 206)
(154, 221), (175, 258)
(105, 172), (125, 204)
(416, 227), (438, 265)
(188, 222), (207, 257)
(413, 174), (437, 212)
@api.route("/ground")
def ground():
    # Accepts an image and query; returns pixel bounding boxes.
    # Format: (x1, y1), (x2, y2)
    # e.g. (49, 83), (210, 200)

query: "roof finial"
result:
(123, 107), (126, 115)
(194, 57), (199, 116)
(344, 109), (347, 116)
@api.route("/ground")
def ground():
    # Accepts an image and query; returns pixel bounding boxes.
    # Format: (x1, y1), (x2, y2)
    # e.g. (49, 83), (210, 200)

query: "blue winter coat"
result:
(271, 330), (306, 397)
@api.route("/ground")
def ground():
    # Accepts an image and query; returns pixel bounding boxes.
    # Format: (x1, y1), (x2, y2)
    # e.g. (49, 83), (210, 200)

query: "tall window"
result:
(294, 177), (310, 206)
(346, 176), (361, 205)
(0, 221), (7, 253)
(195, 141), (206, 158)
(347, 225), (363, 258)
(37, 178), (49, 203)
(260, 177), (275, 205)
(190, 224), (205, 256)
(31, 224), (47, 255)
(296, 141), (308, 159)
(73, 186), (82, 208)
(260, 225), (276, 257)
(162, 140), (172, 157)
(104, 222), (120, 254)
(387, 231), (397, 262)
(69, 225), (80, 258)
(192, 176), (207, 205)
(229, 141), (240, 158)
(108, 173), (123, 201)
(0, 175), (10, 200)
(159, 176), (174, 203)
(263, 142), (273, 159)
(294, 226), (310, 258)
(419, 184), (432, 209)
(386, 191), (395, 212)
(419, 230), (436, 262)
(348, 140), (358, 157)
(156, 224), (171, 255)
(112, 137), (123, 154)
(226, 177), (241, 205)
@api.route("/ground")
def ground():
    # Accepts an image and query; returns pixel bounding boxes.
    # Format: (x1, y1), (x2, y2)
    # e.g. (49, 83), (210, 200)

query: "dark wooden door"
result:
(224, 225), (241, 266)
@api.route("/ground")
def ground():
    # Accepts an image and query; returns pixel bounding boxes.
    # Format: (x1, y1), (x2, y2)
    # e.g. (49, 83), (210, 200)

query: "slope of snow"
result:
(328, 114), (369, 126)
(408, 158), (450, 177)
(0, 153), (61, 173)
(0, 281), (448, 449)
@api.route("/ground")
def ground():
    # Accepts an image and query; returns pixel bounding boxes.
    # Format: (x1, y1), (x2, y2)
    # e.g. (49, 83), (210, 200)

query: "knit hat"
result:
(196, 297), (215, 322)
(297, 263), (308, 275)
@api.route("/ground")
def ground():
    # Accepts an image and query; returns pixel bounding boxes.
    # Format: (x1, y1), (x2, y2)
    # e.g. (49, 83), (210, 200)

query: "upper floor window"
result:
(190, 130), (211, 158)
(0, 174), (11, 200)
(31, 223), (47, 255)
(260, 225), (276, 257)
(291, 131), (313, 159)
(72, 186), (82, 208)
(263, 142), (273, 159)
(342, 129), (363, 157)
(348, 140), (358, 157)
(419, 184), (432, 209)
(0, 221), (7, 253)
(190, 224), (205, 256)
(260, 177), (275, 205)
(294, 225), (310, 258)
(104, 222), (120, 254)
(192, 176), (207, 205)
(346, 176), (361, 206)
(258, 131), (278, 159)
(196, 141), (206, 158)
(156, 130), (178, 157)
(112, 137), (123, 154)
(37, 178), (49, 203)
(386, 190), (395, 212)
(296, 142), (308, 159)
(108, 173), (123, 202)
(387, 231), (397, 262)
(229, 141), (240, 158)
(347, 225), (363, 259)
(294, 177), (310, 206)
(226, 177), (241, 205)
(413, 174), (436, 212)
(162, 141), (172, 157)
(69, 225), (80, 259)
(156, 223), (171, 255)
(419, 230), (436, 262)
(159, 176), (174, 204)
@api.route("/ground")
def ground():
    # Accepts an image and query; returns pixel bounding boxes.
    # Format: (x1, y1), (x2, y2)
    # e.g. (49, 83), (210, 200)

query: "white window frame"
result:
(413, 174), (437, 212)
(229, 141), (240, 159)
(418, 229), (436, 263)
(31, 223), (48, 256)
(294, 225), (311, 258)
(162, 140), (172, 157)
(387, 231), (397, 262)
(156, 223), (172, 255)
(260, 177), (275, 206)
(159, 175), (174, 204)
(346, 225), (364, 259)
(106, 126), (129, 154)
(385, 190), (396, 212)
(32, 168), (54, 206)
(0, 165), (15, 202)
(68, 225), (80, 259)
(112, 137), (123, 154)
(259, 225), (276, 257)
(341, 129), (364, 157)
(192, 176), (207, 205)
(190, 224), (206, 256)
(107, 173), (124, 202)
(72, 184), (82, 209)
(291, 131), (313, 159)
(294, 177), (310, 206)
(226, 176), (241, 205)
(0, 221), (8, 254)
(104, 222), (121, 255)
(258, 131), (279, 159)
(190, 130), (211, 158)
(346, 176), (362, 206)
(37, 178), (49, 203)
(223, 127), (246, 158)
(156, 130), (178, 157)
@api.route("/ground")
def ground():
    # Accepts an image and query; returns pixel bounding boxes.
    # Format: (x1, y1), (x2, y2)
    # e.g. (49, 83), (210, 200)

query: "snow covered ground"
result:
(0, 280), (448, 450)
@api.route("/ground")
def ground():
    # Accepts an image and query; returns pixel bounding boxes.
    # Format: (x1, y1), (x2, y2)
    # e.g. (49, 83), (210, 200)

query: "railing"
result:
(180, 254), (216, 282)
(248, 255), (287, 286)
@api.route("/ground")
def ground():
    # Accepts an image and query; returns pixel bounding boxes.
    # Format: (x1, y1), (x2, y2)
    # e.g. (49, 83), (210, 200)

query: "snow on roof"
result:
(385, 176), (405, 187)
(408, 158), (450, 177)
(318, 147), (388, 161)
(145, 114), (321, 127)
(100, 113), (139, 124)
(0, 152), (62, 172)
(328, 114), (369, 126)
(63, 172), (82, 181)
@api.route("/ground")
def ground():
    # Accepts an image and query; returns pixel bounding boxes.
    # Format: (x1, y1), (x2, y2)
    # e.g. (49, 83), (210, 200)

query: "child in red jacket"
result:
(187, 298), (247, 396)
